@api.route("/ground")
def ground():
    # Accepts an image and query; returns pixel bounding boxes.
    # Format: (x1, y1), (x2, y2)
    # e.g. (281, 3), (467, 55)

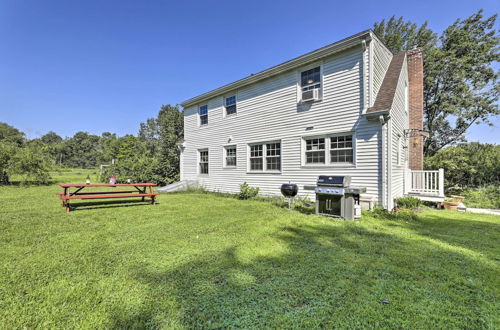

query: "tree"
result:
(40, 131), (63, 145)
(137, 104), (183, 184)
(139, 118), (160, 156)
(425, 142), (500, 188)
(7, 144), (54, 185)
(112, 134), (146, 161)
(156, 105), (184, 183)
(0, 142), (15, 184)
(60, 132), (102, 168)
(374, 16), (437, 55)
(0, 122), (25, 146)
(98, 132), (118, 164)
(374, 10), (500, 155)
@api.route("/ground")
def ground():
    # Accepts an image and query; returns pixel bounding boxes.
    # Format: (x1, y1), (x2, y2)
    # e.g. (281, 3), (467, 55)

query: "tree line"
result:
(0, 105), (183, 185)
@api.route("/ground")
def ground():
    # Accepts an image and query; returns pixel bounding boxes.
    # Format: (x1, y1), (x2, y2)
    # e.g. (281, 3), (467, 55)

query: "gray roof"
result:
(367, 51), (406, 114)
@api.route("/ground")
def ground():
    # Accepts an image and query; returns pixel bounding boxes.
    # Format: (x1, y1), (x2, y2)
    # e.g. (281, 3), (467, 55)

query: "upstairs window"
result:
(305, 138), (325, 164)
(301, 66), (321, 92)
(199, 105), (208, 126)
(225, 145), (237, 167)
(330, 135), (353, 164)
(225, 96), (237, 116)
(199, 150), (209, 174)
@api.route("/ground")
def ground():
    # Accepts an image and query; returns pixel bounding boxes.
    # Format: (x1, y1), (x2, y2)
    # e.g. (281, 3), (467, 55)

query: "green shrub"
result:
(100, 156), (167, 185)
(459, 186), (500, 209)
(293, 198), (315, 214)
(425, 143), (500, 189)
(238, 182), (259, 200)
(7, 145), (53, 185)
(395, 196), (422, 209)
(369, 207), (419, 222)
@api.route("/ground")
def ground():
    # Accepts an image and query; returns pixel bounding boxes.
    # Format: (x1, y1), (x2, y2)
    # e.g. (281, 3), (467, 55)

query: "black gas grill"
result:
(315, 175), (366, 219)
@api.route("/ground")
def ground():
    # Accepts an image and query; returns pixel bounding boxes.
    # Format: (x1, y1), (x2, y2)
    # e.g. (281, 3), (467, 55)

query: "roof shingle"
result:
(367, 51), (406, 114)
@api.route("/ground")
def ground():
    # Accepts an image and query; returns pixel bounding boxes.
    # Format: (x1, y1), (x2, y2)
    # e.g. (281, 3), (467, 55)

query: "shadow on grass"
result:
(67, 199), (157, 212)
(403, 213), (499, 261)
(111, 219), (497, 328)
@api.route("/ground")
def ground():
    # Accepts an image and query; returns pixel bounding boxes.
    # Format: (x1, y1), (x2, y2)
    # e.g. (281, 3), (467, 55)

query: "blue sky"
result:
(0, 0), (498, 142)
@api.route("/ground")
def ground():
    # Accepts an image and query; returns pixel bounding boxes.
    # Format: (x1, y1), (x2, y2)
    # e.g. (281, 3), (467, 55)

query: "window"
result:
(225, 96), (237, 116)
(330, 135), (353, 164)
(199, 105), (208, 126)
(266, 143), (281, 171)
(305, 138), (325, 164)
(249, 142), (281, 172)
(199, 150), (208, 174)
(301, 66), (321, 92)
(304, 134), (355, 166)
(225, 145), (237, 167)
(250, 144), (263, 170)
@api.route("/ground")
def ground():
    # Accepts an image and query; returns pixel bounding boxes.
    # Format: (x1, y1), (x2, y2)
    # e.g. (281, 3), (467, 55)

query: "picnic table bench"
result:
(57, 183), (158, 213)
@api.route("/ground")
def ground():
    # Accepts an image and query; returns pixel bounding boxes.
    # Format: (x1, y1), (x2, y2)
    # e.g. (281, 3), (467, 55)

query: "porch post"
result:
(404, 168), (411, 195)
(438, 168), (445, 197)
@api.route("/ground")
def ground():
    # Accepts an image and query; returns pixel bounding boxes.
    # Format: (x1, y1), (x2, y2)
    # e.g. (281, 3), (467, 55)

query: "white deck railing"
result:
(405, 168), (444, 197)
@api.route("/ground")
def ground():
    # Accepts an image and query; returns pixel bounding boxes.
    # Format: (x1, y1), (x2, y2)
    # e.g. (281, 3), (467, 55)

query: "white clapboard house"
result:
(175, 30), (444, 210)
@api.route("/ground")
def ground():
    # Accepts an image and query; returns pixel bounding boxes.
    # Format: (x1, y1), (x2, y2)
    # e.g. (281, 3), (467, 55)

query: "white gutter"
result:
(387, 117), (393, 210)
(380, 115), (387, 209)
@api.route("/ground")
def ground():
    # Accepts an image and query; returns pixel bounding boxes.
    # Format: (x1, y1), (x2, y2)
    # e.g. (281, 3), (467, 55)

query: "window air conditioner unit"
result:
(302, 89), (320, 102)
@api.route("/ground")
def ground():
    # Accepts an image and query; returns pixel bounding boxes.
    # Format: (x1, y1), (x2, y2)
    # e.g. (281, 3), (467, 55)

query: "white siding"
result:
(372, 36), (393, 105)
(183, 45), (383, 202)
(390, 57), (409, 200)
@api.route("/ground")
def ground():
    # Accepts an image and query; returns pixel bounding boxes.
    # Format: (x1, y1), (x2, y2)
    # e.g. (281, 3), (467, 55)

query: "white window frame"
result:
(247, 140), (282, 173)
(224, 145), (237, 168)
(198, 105), (208, 126)
(198, 149), (209, 175)
(224, 95), (237, 117)
(297, 63), (323, 103)
(301, 132), (356, 168)
(305, 137), (326, 164)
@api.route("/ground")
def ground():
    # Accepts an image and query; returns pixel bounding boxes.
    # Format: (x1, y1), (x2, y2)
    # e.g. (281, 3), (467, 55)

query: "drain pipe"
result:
(387, 117), (393, 211)
(379, 115), (388, 209)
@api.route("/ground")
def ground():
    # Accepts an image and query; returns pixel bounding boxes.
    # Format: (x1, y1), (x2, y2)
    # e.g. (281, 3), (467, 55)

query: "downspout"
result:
(387, 118), (393, 210)
(361, 39), (367, 113)
(380, 115), (387, 208)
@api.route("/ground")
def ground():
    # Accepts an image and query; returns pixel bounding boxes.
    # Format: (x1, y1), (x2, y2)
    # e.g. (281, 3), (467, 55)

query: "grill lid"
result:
(317, 175), (351, 187)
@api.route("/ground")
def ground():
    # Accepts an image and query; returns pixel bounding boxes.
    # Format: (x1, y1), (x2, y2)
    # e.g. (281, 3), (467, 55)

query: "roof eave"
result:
(364, 109), (390, 121)
(180, 30), (373, 108)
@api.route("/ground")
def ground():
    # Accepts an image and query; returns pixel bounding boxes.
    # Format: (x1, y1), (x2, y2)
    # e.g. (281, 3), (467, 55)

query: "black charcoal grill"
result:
(315, 175), (366, 219)
(281, 183), (299, 209)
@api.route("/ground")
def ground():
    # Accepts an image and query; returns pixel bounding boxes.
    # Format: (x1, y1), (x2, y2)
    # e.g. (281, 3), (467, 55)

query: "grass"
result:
(0, 170), (499, 328)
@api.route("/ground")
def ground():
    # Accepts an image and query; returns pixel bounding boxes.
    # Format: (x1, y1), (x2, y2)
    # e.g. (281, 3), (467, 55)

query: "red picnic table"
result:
(57, 183), (158, 213)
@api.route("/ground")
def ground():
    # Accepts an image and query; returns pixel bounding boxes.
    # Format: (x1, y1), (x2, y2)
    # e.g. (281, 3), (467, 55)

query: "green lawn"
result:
(0, 171), (499, 328)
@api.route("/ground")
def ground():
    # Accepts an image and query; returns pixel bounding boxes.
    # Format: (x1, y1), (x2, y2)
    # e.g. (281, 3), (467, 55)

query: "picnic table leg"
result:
(150, 186), (155, 205)
(65, 187), (71, 213)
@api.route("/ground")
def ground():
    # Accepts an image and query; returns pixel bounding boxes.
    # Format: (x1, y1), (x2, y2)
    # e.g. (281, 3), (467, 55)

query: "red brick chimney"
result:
(407, 48), (424, 170)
